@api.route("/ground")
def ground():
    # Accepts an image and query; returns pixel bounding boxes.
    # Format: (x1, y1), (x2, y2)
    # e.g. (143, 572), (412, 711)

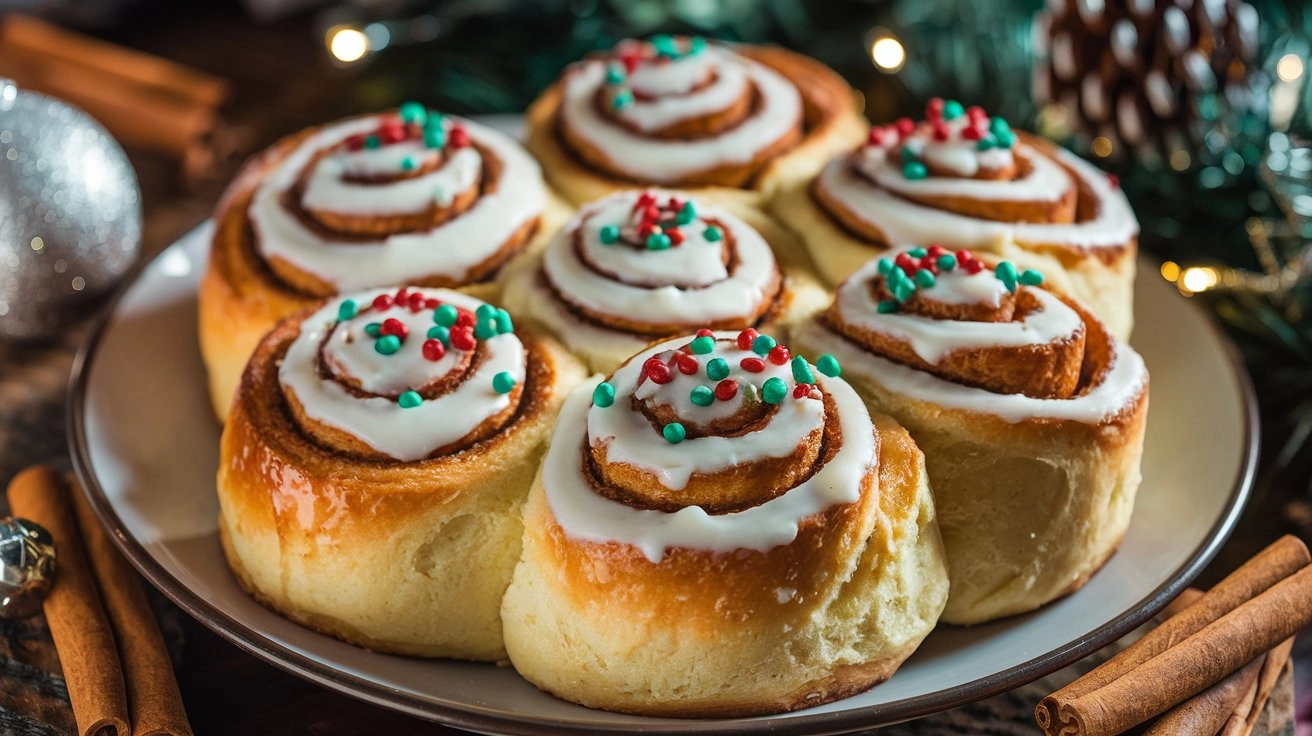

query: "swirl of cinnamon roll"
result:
(200, 104), (557, 421)
(526, 36), (866, 206)
(772, 98), (1139, 339)
(217, 286), (585, 658)
(793, 248), (1149, 625)
(501, 330), (949, 716)
(503, 189), (829, 371)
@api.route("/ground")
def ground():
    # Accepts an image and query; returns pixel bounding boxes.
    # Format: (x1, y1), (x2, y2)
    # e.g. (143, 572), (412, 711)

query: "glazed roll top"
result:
(558, 36), (804, 187)
(280, 286), (529, 461)
(246, 105), (546, 295)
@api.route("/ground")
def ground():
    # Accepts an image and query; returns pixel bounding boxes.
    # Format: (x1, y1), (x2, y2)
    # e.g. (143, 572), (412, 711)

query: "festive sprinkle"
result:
(399, 101), (427, 125)
(914, 269), (937, 288)
(1019, 269), (1044, 286)
(646, 232), (672, 250)
(398, 390), (423, 409)
(740, 357), (765, 373)
(736, 328), (758, 351)
(675, 354), (699, 375)
(433, 304), (459, 327)
(995, 261), (1019, 292)
(816, 354), (842, 378)
(793, 384), (814, 399)
(690, 335), (715, 355)
(703, 226), (723, 242)
(714, 378), (739, 401)
(450, 328), (476, 351)
(381, 318), (409, 339)
(667, 228), (684, 246)
(494, 309), (514, 334)
(676, 201), (696, 225)
(706, 357), (730, 381)
(365, 322), (382, 337)
(877, 300), (899, 313)
(422, 339), (446, 361)
(994, 129), (1016, 148)
(375, 334), (402, 355)
(791, 356), (815, 385)
(593, 382), (616, 408)
(611, 88), (634, 109)
(767, 345), (790, 366)
(605, 63), (626, 85)
(931, 121), (950, 141)
(926, 97), (944, 120)
(644, 357), (673, 384)
(372, 294), (393, 310)
(895, 117), (915, 136)
(695, 328), (714, 338)
(937, 254), (957, 271)
(474, 320), (497, 340)
(690, 385), (715, 407)
(877, 258), (895, 276)
(455, 310), (475, 327)
(337, 299), (357, 321)
(751, 334), (776, 356)
(599, 225), (620, 244)
(662, 422), (687, 444)
(900, 145), (919, 162)
(363, 135), (381, 150)
(424, 127), (447, 149)
(689, 37), (707, 54)
(903, 161), (928, 180)
(449, 126), (471, 148)
(427, 325), (450, 344)
(400, 156), (418, 172)
(761, 377), (787, 404)
(943, 100), (965, 120)
(977, 137), (996, 151)
(491, 372), (516, 394)
(908, 246), (927, 258)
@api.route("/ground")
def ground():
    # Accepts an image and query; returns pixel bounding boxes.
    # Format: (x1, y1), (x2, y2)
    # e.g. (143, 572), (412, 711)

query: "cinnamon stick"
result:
(1221, 638), (1294, 736)
(1159, 587), (1204, 620)
(1035, 535), (1310, 732)
(1054, 561), (1312, 735)
(7, 467), (129, 736)
(1141, 654), (1264, 735)
(69, 478), (194, 736)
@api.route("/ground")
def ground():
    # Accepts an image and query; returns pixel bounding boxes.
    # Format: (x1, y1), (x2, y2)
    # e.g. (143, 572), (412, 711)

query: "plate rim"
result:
(66, 233), (1260, 736)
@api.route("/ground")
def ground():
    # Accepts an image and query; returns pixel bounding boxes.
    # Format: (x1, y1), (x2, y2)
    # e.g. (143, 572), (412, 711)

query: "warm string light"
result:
(327, 26), (369, 63)
(866, 29), (906, 73)
(1277, 53), (1305, 83)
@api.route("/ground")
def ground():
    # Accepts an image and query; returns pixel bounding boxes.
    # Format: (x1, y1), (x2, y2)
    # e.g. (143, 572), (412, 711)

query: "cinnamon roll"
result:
(773, 98), (1139, 338)
(501, 330), (949, 716)
(217, 286), (585, 659)
(793, 248), (1148, 625)
(525, 36), (866, 207)
(502, 189), (829, 371)
(200, 103), (568, 421)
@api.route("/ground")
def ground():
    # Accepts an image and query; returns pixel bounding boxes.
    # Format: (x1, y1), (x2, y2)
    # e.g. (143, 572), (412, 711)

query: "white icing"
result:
(835, 256), (1083, 365)
(302, 144), (481, 216)
(278, 288), (526, 462)
(249, 115), (546, 290)
(795, 317), (1147, 425)
(543, 334), (877, 561)
(616, 58), (749, 133)
(626, 51), (713, 95)
(818, 143), (1138, 251)
(558, 45), (802, 182)
(541, 190), (779, 328)
(857, 134), (1065, 204)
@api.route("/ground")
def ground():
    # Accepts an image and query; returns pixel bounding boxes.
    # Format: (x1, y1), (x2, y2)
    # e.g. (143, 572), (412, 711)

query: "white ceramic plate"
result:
(69, 224), (1257, 735)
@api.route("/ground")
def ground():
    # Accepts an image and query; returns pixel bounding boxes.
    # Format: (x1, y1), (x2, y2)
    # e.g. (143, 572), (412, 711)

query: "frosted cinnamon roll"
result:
(217, 286), (584, 659)
(793, 248), (1148, 625)
(772, 98), (1139, 338)
(501, 330), (949, 716)
(502, 189), (829, 371)
(200, 103), (568, 421)
(526, 35), (866, 207)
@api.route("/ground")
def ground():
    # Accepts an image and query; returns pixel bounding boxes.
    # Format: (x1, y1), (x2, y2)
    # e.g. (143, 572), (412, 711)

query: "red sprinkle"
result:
(740, 357), (765, 373)
(1107, 173), (1119, 190)
(793, 384), (812, 399)
(964, 259), (985, 274)
(449, 328), (476, 351)
(643, 205), (661, 221)
(926, 97), (944, 121)
(767, 345), (790, 366)
(714, 379), (739, 401)
(956, 249), (974, 264)
(424, 298), (440, 309)
(931, 121), (949, 142)
(736, 328), (759, 351)
(867, 127), (885, 146)
(667, 228), (684, 246)
(919, 255), (939, 272)
(345, 134), (366, 151)
(380, 119), (407, 144)
(620, 51), (642, 73)
(381, 318), (408, 339)
(372, 294), (393, 310)
(967, 105), (987, 122)
(675, 354), (699, 375)
(695, 328), (714, 338)
(638, 222), (657, 239)
(422, 339), (446, 361)
(644, 357), (673, 384)
(962, 125), (982, 141)
(449, 125), (470, 148)
(635, 192), (654, 210)
(895, 117), (915, 137)
(407, 292), (426, 311)
(927, 245), (947, 258)
(455, 310), (475, 327)
(667, 197), (683, 212)
(895, 252), (918, 273)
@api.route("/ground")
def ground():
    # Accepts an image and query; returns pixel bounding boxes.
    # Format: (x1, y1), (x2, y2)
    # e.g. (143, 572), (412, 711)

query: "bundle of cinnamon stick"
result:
(7, 467), (193, 736)
(1037, 535), (1311, 736)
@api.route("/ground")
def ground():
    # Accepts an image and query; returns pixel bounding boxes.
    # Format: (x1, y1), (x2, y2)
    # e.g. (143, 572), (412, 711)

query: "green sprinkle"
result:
(476, 303), (497, 320)
(337, 299), (357, 321)
(400, 156), (417, 171)
(474, 320), (497, 340)
(433, 304), (459, 327)
(375, 334), (401, 355)
(427, 325), (450, 344)
(816, 354), (841, 377)
(989, 116), (1011, 137)
(900, 145), (919, 162)
(706, 357), (730, 381)
(937, 254), (957, 271)
(877, 299), (899, 313)
(492, 371), (516, 394)
(761, 377), (787, 404)
(611, 88), (634, 110)
(399, 101), (427, 125)
(791, 356), (815, 385)
(662, 422), (686, 444)
(606, 63), (626, 85)
(976, 137), (996, 151)
(651, 34), (677, 57)
(398, 390), (423, 409)
(996, 261), (1019, 292)
(1019, 269), (1044, 286)
(914, 269), (937, 288)
(593, 381), (616, 408)
(689, 37), (707, 54)
(365, 322), (382, 337)
(423, 112), (445, 130)
(703, 226), (722, 242)
(599, 225), (621, 244)
(995, 129), (1016, 148)
(877, 258), (895, 276)
(424, 128), (447, 149)
(943, 100), (965, 120)
(690, 385), (715, 407)
(676, 201), (697, 225)
(751, 334), (776, 356)
(903, 161), (928, 180)
(690, 335), (715, 355)
(494, 309), (514, 334)
(363, 135), (381, 150)
(646, 232), (671, 250)
(908, 246), (927, 258)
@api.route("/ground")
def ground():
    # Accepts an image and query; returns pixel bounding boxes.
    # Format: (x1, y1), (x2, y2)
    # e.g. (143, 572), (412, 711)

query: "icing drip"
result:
(278, 288), (526, 462)
(543, 333), (875, 561)
(559, 44), (802, 182)
(249, 114), (546, 290)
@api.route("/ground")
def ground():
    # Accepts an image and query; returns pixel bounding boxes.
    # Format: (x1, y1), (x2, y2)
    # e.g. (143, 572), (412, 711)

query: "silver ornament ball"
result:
(0, 79), (141, 340)
(0, 516), (57, 619)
